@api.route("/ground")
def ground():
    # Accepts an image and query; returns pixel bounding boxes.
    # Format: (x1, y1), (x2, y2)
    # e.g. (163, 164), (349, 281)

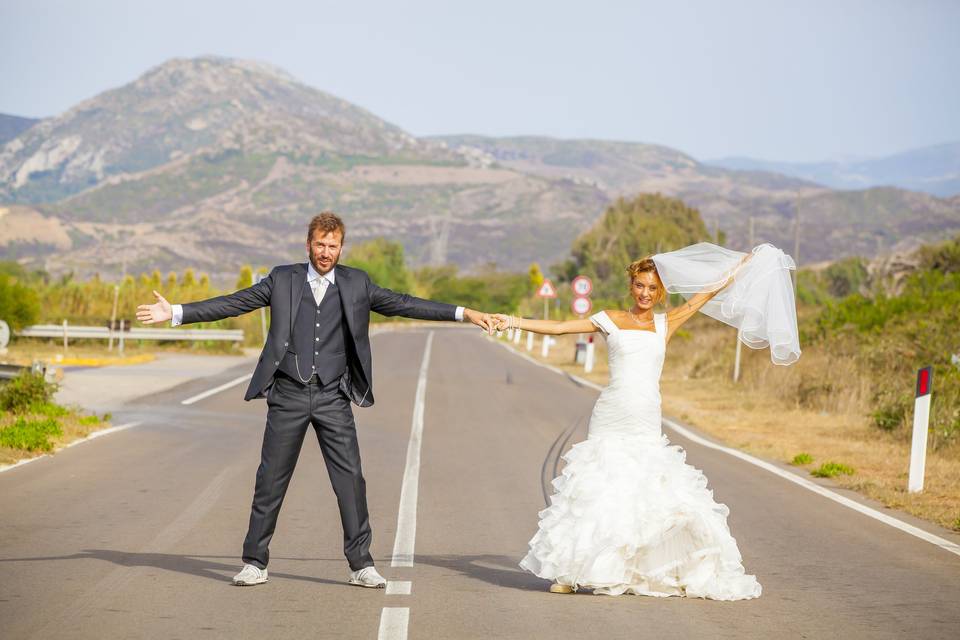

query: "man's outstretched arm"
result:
(366, 280), (496, 333)
(136, 270), (274, 326)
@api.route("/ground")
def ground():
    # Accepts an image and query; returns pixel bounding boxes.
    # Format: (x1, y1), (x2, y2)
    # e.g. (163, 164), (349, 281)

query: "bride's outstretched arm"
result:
(667, 252), (753, 332)
(491, 314), (597, 335)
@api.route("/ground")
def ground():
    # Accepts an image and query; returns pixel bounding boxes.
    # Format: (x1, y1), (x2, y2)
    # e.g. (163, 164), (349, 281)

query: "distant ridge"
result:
(0, 114), (39, 145)
(2, 56), (959, 283)
(708, 142), (960, 198)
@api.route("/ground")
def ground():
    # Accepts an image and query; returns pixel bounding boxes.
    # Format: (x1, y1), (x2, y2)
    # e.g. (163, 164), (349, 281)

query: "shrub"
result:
(872, 397), (908, 431)
(811, 461), (856, 478)
(0, 416), (63, 452)
(30, 402), (69, 417)
(790, 453), (813, 465)
(0, 371), (57, 413)
(0, 272), (41, 329)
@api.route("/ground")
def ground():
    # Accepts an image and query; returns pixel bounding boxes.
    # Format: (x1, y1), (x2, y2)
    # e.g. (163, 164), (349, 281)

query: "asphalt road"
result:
(2, 327), (959, 639)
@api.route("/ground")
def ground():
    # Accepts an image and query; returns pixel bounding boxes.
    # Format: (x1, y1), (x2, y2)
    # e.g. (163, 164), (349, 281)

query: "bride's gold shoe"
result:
(549, 583), (574, 594)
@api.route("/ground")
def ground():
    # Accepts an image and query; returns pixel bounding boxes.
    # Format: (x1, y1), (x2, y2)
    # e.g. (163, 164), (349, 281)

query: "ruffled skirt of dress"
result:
(519, 432), (762, 600)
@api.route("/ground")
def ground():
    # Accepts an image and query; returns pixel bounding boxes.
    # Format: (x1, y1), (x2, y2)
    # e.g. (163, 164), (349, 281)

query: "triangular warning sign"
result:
(537, 279), (558, 298)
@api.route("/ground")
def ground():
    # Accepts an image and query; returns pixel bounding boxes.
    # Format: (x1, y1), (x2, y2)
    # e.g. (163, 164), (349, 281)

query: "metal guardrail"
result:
(17, 324), (244, 343)
(0, 361), (51, 382)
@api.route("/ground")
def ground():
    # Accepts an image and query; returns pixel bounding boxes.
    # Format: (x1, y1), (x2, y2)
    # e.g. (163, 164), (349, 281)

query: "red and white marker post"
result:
(908, 366), (933, 493)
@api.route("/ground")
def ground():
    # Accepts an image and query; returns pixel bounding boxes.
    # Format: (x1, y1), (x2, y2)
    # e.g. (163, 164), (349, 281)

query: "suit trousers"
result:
(241, 372), (374, 571)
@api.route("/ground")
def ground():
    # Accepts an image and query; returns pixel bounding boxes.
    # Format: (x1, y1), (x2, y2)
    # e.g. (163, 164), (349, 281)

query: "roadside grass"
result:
(811, 461), (856, 478)
(0, 371), (111, 466)
(495, 321), (960, 532)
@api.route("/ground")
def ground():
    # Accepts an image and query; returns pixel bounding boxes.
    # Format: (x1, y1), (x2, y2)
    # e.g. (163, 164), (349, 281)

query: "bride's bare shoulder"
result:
(603, 309), (628, 328)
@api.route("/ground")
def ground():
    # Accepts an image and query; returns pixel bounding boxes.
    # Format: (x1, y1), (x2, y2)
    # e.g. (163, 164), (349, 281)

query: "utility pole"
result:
(733, 216), (755, 383)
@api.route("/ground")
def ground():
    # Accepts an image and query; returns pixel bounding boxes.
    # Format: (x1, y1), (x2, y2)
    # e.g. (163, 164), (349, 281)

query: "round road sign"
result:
(572, 296), (593, 315)
(572, 275), (593, 296)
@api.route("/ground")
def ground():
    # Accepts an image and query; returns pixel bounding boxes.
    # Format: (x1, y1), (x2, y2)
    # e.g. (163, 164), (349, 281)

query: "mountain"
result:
(0, 114), (39, 146)
(708, 142), (960, 198)
(434, 135), (960, 262)
(2, 56), (960, 283)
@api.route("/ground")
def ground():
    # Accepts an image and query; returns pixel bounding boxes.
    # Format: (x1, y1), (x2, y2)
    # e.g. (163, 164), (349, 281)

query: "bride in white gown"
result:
(494, 242), (800, 600)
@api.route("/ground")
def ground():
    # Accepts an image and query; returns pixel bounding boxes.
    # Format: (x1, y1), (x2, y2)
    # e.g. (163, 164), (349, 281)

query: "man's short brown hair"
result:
(307, 212), (346, 243)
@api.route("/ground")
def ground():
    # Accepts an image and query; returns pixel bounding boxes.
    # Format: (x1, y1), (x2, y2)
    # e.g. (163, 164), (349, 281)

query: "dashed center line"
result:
(386, 581), (412, 595)
(379, 331), (434, 640)
(378, 608), (410, 640)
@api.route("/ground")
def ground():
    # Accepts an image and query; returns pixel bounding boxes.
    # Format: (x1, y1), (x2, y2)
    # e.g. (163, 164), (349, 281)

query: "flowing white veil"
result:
(652, 242), (801, 365)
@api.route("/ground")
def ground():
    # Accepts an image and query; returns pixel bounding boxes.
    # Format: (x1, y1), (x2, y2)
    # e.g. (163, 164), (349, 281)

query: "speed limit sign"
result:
(572, 275), (593, 296)
(572, 296), (592, 315)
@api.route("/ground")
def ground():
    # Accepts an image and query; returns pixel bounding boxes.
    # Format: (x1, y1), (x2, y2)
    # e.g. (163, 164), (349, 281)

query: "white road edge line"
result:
(0, 421), (143, 474)
(391, 331), (434, 567)
(378, 608), (410, 640)
(181, 374), (253, 405)
(494, 339), (960, 558)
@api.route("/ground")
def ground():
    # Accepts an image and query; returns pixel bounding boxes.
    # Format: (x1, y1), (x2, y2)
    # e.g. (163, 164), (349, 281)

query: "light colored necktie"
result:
(311, 277), (329, 306)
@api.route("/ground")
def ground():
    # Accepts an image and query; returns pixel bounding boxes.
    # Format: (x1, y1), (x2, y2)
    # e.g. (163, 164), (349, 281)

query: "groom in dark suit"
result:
(137, 212), (495, 587)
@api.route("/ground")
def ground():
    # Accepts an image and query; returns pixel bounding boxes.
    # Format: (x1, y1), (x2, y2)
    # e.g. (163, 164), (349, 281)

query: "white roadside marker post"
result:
(513, 328), (522, 344)
(584, 336), (595, 373)
(908, 366), (933, 493)
(535, 279), (558, 359)
(526, 329), (534, 351)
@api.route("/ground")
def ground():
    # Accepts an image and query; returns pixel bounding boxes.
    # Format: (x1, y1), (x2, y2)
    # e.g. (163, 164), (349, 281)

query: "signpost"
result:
(908, 366), (933, 493)
(571, 276), (593, 369)
(537, 279), (557, 320)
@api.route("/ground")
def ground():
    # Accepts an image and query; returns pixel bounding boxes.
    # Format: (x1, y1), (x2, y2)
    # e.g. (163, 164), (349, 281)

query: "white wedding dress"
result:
(519, 310), (762, 600)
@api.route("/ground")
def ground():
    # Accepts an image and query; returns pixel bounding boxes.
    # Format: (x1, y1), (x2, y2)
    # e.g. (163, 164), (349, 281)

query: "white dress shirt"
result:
(170, 263), (465, 325)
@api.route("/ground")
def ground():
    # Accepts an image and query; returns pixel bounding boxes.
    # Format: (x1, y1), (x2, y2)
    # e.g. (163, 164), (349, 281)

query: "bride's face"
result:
(630, 272), (660, 311)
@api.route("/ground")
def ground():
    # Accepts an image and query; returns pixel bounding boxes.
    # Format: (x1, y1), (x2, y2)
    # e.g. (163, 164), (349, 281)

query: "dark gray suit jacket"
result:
(180, 263), (457, 406)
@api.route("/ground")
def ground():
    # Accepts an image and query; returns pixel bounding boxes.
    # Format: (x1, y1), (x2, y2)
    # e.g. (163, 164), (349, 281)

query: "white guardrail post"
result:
(526, 329), (534, 351)
(908, 366), (933, 493)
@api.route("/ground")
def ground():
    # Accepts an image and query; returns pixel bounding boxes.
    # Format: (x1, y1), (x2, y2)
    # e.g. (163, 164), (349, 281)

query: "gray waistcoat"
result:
(277, 278), (348, 384)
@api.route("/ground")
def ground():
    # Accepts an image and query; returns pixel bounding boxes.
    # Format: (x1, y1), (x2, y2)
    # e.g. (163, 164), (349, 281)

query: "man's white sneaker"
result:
(232, 563), (268, 586)
(348, 566), (386, 588)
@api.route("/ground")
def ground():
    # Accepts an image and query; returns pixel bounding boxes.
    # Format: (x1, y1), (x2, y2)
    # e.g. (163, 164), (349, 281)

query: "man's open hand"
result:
(136, 290), (173, 325)
(463, 308), (496, 334)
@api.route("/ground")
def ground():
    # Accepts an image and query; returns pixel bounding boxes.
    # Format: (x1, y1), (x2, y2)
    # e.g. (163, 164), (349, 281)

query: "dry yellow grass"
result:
(500, 321), (960, 532)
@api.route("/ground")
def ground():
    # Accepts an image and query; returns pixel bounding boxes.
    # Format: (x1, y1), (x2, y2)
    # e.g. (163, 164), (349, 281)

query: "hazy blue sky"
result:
(2, 0), (958, 162)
